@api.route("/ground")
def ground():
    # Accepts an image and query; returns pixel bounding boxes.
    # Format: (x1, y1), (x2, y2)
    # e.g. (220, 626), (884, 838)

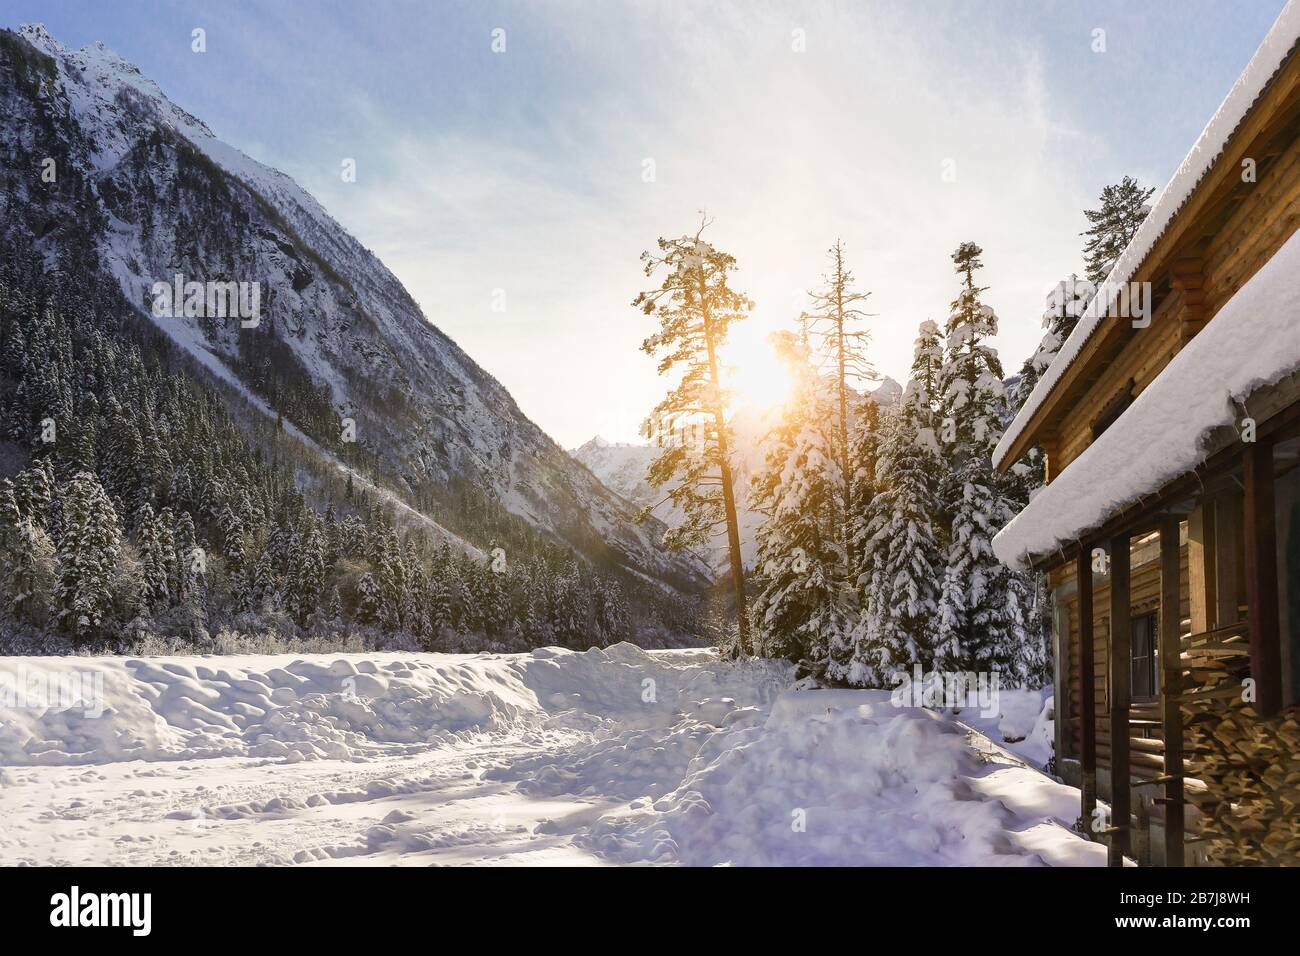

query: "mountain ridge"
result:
(0, 23), (708, 593)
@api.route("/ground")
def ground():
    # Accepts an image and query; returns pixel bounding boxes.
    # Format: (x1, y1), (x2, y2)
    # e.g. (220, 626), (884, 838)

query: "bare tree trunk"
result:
(834, 272), (853, 570)
(703, 304), (749, 657)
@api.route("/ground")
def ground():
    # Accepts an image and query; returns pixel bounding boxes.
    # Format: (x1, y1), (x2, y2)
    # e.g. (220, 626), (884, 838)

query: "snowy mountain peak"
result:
(869, 376), (903, 407)
(0, 24), (708, 593)
(574, 435), (648, 456)
(16, 22), (56, 49)
(574, 435), (614, 453)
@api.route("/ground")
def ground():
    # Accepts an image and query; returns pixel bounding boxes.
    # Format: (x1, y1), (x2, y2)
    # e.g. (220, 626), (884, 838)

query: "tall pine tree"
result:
(55, 471), (122, 640)
(803, 240), (875, 569)
(635, 218), (752, 655)
(1081, 176), (1154, 284)
(934, 243), (1033, 681)
(849, 322), (946, 685)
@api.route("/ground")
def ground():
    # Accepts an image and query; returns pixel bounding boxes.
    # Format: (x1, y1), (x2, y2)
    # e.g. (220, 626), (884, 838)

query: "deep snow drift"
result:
(0, 645), (1102, 866)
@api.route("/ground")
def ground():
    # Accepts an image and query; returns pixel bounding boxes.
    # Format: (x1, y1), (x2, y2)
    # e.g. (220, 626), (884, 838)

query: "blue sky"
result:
(1, 0), (1287, 445)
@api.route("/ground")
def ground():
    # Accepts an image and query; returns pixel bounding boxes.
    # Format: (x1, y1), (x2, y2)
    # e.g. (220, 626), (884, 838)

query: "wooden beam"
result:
(1243, 440), (1283, 716)
(1188, 502), (1216, 635)
(1214, 491), (1243, 628)
(1158, 518), (1185, 867)
(1077, 549), (1097, 827)
(1109, 532), (1132, 867)
(1171, 256), (1206, 345)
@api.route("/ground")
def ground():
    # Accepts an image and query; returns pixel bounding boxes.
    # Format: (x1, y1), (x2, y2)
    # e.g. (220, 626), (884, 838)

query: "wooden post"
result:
(1159, 518), (1185, 867)
(1053, 595), (1072, 761)
(1188, 503), (1216, 634)
(1076, 549), (1097, 827)
(1214, 491), (1243, 628)
(1109, 532), (1131, 866)
(1243, 441), (1282, 717)
(1135, 795), (1151, 867)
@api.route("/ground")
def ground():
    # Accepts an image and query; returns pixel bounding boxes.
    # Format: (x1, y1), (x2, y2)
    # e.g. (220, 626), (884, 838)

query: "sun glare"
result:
(719, 328), (797, 414)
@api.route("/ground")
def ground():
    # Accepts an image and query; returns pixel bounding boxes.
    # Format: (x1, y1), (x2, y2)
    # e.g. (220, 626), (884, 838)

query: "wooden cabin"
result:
(993, 3), (1300, 866)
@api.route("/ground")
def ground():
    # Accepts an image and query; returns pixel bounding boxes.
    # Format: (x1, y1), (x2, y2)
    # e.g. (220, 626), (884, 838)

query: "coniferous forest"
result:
(0, 237), (700, 656)
(638, 180), (1151, 687)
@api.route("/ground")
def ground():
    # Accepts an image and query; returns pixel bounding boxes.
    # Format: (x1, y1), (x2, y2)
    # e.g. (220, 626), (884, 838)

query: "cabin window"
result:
(1131, 612), (1159, 700)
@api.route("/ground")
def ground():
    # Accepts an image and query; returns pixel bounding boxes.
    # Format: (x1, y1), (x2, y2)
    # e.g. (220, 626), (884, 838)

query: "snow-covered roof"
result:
(993, 223), (1300, 570)
(993, 0), (1300, 470)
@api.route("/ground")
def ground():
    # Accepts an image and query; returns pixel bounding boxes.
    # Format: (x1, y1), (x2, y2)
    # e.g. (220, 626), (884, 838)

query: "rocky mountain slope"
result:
(0, 24), (707, 593)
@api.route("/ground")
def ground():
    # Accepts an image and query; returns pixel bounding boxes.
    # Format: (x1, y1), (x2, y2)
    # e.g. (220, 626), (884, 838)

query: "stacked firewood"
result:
(1182, 648), (1300, 864)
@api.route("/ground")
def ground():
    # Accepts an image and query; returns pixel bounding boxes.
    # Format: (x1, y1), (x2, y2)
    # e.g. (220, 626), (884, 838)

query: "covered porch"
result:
(1051, 416), (1300, 866)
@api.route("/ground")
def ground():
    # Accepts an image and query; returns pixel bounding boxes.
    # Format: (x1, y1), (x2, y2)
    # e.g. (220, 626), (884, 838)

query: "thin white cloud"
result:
(301, 1), (1099, 447)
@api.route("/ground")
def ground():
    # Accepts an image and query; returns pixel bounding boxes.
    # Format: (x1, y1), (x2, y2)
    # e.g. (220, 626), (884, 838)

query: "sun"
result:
(719, 326), (797, 414)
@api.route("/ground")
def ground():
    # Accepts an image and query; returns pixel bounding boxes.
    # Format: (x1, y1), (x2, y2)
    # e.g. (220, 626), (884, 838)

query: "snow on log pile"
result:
(994, 225), (1300, 569)
(0, 646), (1102, 866)
(994, 0), (1300, 470)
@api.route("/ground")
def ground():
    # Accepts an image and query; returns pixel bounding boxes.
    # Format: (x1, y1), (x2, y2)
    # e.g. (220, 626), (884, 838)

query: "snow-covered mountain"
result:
(570, 437), (663, 514)
(0, 24), (707, 592)
(572, 425), (765, 570)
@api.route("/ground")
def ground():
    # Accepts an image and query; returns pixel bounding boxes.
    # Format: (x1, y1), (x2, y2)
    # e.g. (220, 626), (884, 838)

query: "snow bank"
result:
(951, 687), (1055, 769)
(0, 654), (522, 765)
(995, 0), (1300, 469)
(1, 649), (1099, 866)
(578, 691), (1095, 866)
(0, 646), (785, 767)
(994, 223), (1300, 567)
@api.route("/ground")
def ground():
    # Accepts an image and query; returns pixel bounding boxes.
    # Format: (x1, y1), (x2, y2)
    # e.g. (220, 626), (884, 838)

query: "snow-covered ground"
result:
(0, 645), (1103, 866)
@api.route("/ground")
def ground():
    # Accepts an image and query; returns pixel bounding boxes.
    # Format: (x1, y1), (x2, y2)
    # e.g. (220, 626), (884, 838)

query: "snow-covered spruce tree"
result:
(594, 578), (628, 646)
(750, 330), (854, 673)
(847, 322), (947, 686)
(13, 458), (54, 532)
(1007, 275), (1091, 422)
(0, 478), (22, 554)
(217, 499), (247, 608)
(246, 546), (277, 613)
(136, 503), (171, 611)
(1, 474), (55, 625)
(55, 470), (122, 640)
(480, 554), (511, 641)
(427, 569), (453, 640)
(520, 569), (553, 646)
(1005, 274), (1094, 495)
(1081, 176), (1154, 285)
(934, 243), (1033, 682)
(290, 523), (326, 627)
(635, 218), (753, 655)
(803, 240), (876, 568)
(172, 509), (202, 609)
(374, 529), (404, 632)
(7, 517), (56, 626)
(355, 571), (382, 626)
